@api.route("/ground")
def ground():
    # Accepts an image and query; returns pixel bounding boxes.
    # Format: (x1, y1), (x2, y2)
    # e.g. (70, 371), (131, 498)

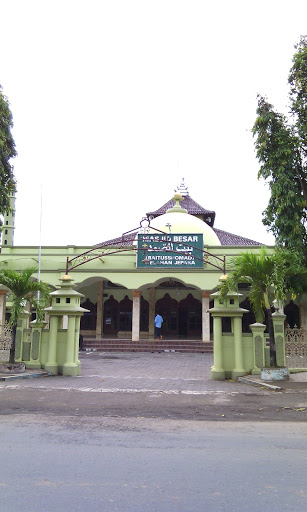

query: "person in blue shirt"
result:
(155, 312), (163, 340)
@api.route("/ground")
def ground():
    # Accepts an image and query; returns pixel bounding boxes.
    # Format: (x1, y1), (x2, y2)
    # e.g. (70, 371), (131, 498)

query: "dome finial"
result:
(175, 178), (189, 197)
(167, 192), (188, 214)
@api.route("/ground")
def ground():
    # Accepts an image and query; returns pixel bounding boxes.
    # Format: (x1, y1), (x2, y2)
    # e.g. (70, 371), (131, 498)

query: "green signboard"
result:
(137, 233), (204, 268)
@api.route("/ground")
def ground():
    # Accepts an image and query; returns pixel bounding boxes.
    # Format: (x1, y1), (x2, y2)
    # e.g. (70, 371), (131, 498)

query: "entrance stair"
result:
(82, 338), (213, 353)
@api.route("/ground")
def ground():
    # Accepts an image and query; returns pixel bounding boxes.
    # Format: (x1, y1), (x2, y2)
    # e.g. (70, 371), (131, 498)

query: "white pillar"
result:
(201, 291), (211, 342)
(132, 291), (141, 342)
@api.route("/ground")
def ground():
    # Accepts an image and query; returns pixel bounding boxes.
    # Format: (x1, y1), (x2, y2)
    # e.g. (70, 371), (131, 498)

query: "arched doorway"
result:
(103, 295), (119, 334)
(103, 294), (149, 336)
(156, 292), (202, 338)
(80, 298), (97, 331)
(156, 293), (178, 337)
(119, 295), (132, 331)
(179, 293), (202, 337)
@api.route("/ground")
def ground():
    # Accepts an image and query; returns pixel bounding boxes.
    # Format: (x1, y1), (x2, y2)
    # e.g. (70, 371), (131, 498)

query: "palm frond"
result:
(0, 267), (50, 325)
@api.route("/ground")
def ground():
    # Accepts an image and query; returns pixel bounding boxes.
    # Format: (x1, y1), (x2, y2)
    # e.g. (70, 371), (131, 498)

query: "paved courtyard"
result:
(0, 351), (274, 395)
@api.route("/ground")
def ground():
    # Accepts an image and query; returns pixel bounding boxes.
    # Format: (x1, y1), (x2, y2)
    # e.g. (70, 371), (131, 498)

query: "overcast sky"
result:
(1, 0), (306, 247)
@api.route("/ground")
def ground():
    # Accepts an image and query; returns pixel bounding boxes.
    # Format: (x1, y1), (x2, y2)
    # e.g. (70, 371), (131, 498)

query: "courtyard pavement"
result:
(1, 351), (306, 393)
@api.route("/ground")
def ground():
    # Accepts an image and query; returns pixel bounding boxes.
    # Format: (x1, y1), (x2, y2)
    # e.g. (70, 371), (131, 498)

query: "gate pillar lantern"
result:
(209, 280), (248, 380)
(45, 274), (89, 376)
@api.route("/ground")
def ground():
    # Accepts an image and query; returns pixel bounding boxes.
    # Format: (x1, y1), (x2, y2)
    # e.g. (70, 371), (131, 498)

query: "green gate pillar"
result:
(232, 315), (246, 379)
(27, 320), (47, 369)
(15, 311), (30, 362)
(45, 274), (89, 376)
(45, 315), (59, 375)
(63, 315), (77, 376)
(75, 316), (81, 376)
(250, 323), (266, 374)
(211, 315), (225, 380)
(272, 312), (287, 367)
(209, 281), (249, 381)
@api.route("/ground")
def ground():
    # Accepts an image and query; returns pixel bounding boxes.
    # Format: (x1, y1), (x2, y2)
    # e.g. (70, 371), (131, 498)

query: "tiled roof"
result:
(95, 190), (262, 248)
(147, 195), (216, 227)
(96, 228), (262, 248)
(95, 234), (136, 249)
(213, 228), (262, 246)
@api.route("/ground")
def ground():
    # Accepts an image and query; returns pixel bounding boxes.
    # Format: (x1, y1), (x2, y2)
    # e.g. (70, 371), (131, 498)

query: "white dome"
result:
(148, 211), (221, 246)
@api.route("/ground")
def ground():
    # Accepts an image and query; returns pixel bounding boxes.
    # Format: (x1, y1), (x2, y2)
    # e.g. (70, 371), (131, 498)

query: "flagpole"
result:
(37, 184), (43, 308)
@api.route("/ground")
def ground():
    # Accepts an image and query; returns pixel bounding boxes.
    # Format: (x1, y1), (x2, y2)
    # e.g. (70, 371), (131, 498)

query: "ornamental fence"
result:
(0, 322), (13, 362)
(285, 326), (307, 369)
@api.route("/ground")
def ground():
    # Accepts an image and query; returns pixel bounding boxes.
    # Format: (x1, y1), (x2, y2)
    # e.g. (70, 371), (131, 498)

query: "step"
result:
(82, 339), (213, 353)
(83, 348), (212, 353)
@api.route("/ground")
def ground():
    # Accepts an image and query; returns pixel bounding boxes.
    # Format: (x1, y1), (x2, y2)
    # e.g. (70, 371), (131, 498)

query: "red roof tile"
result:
(147, 195), (216, 227)
(213, 228), (262, 246)
(96, 228), (261, 248)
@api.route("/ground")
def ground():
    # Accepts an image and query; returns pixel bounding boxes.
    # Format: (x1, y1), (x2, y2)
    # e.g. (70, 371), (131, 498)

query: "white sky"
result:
(1, 0), (306, 247)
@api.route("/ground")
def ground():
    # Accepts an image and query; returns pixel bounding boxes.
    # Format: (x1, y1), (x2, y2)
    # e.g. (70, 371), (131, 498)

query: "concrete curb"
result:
(237, 376), (282, 392)
(0, 370), (50, 382)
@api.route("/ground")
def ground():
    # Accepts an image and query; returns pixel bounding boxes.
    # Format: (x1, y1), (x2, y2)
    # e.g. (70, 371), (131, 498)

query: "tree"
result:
(220, 248), (305, 367)
(252, 37), (307, 262)
(0, 267), (50, 363)
(0, 84), (17, 216)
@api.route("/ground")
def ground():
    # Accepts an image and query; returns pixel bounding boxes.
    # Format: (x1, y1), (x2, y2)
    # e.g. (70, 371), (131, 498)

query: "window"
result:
(230, 299), (234, 305)
(66, 298), (71, 304)
(56, 298), (60, 303)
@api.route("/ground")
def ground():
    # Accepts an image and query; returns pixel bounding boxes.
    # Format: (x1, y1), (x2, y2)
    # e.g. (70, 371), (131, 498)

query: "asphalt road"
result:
(0, 416), (307, 512)
(1, 352), (307, 511)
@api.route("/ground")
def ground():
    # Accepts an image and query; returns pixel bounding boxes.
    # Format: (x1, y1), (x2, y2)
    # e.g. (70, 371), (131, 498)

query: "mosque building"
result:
(0, 179), (304, 349)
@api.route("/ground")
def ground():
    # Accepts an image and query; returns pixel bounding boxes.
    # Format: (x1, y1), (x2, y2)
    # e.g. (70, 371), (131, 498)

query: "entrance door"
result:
(156, 294), (178, 338)
(103, 295), (119, 334)
(179, 294), (202, 337)
(156, 292), (202, 338)
(178, 307), (188, 336)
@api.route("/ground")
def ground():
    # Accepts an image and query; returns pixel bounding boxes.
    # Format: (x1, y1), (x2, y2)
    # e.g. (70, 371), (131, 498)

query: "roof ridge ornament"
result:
(175, 178), (189, 197)
(166, 192), (188, 214)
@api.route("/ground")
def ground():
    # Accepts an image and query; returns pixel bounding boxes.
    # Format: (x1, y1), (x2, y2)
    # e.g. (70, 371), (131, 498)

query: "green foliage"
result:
(0, 85), (17, 214)
(220, 248), (306, 366)
(221, 248), (274, 322)
(252, 37), (307, 262)
(220, 248), (306, 322)
(289, 35), (307, 158)
(0, 267), (50, 326)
